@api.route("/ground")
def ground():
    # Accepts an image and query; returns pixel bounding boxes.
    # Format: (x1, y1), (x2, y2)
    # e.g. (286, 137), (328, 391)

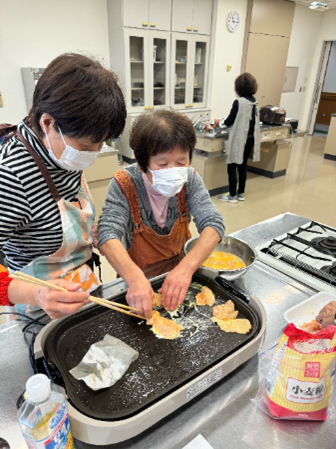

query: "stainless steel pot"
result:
(184, 236), (257, 281)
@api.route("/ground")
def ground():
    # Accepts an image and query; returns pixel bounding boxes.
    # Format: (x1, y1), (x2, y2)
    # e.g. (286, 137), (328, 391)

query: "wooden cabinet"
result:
(172, 0), (212, 35)
(171, 33), (210, 110)
(250, 0), (295, 38)
(124, 28), (170, 112)
(123, 0), (171, 31)
(245, 33), (289, 107)
(316, 93), (336, 126)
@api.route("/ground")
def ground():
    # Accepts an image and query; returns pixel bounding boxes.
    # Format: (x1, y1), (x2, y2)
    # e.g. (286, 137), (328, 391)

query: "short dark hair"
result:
(130, 109), (196, 172)
(235, 73), (258, 97)
(26, 53), (126, 143)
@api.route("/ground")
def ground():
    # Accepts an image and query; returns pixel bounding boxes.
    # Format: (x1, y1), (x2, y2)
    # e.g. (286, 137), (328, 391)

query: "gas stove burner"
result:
(311, 236), (336, 254)
(321, 262), (336, 277)
(320, 236), (336, 249)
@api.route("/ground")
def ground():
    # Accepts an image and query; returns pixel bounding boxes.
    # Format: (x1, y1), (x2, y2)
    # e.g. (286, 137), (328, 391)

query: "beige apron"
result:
(11, 131), (99, 316)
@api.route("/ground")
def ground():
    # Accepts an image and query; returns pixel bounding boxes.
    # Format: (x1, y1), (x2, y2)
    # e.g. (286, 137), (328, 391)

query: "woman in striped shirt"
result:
(0, 53), (126, 319)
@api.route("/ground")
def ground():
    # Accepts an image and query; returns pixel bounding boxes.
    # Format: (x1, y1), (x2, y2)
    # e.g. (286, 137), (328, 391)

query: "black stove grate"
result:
(259, 221), (336, 286)
(286, 233), (336, 258)
(261, 247), (336, 287)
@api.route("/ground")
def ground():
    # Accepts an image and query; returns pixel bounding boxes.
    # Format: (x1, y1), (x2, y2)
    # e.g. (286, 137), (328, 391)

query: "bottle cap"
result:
(26, 374), (51, 403)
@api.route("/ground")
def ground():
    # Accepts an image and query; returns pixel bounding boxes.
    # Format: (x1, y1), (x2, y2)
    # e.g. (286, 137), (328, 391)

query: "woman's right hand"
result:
(126, 276), (154, 319)
(34, 279), (90, 319)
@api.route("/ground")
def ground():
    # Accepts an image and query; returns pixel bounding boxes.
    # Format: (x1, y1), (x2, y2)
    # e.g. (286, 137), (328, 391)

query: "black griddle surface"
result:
(45, 273), (259, 421)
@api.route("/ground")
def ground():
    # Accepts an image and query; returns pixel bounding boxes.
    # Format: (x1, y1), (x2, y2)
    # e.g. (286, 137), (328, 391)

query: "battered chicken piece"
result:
(153, 315), (183, 339)
(213, 301), (238, 320)
(153, 293), (162, 308)
(300, 320), (323, 333)
(212, 317), (252, 334)
(146, 310), (160, 326)
(196, 286), (216, 306)
(146, 311), (183, 339)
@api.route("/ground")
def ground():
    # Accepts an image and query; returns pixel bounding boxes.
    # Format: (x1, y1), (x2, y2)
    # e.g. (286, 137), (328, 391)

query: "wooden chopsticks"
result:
(10, 271), (146, 320)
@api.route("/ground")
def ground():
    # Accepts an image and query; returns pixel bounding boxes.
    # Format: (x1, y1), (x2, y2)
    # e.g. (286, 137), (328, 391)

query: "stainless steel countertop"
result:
(1, 213), (335, 449)
(195, 123), (292, 141)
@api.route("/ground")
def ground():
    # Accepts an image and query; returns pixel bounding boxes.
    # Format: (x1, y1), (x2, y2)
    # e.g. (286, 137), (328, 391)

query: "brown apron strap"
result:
(0, 123), (17, 139)
(177, 186), (189, 222)
(113, 169), (143, 233)
(17, 130), (61, 202)
(0, 124), (17, 145)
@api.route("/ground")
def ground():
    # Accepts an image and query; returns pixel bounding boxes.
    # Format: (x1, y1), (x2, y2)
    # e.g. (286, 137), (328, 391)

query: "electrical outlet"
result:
(0, 92), (3, 107)
(303, 86), (306, 92)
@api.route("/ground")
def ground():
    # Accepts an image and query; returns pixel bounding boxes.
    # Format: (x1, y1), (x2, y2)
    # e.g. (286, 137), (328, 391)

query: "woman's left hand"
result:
(159, 264), (193, 311)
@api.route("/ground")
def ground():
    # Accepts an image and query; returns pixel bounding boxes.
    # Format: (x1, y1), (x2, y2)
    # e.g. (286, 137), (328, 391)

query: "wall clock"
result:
(227, 11), (240, 33)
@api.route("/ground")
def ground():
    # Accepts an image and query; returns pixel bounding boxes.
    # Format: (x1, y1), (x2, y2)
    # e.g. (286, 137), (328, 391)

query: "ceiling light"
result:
(309, 1), (329, 10)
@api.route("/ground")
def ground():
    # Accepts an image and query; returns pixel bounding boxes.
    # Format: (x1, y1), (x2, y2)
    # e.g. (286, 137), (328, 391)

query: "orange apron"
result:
(114, 169), (191, 277)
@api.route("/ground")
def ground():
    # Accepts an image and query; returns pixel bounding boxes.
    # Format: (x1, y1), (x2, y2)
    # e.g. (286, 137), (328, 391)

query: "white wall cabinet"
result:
(124, 28), (170, 112)
(123, 0), (171, 31)
(171, 33), (210, 110)
(107, 0), (212, 160)
(172, 0), (212, 35)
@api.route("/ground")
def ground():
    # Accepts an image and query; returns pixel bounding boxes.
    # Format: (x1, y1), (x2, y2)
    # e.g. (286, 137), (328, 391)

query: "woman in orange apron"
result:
(98, 110), (225, 319)
(0, 53), (126, 319)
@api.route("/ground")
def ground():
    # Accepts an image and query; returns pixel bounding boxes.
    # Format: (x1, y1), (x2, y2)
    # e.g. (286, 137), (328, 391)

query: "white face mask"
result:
(148, 166), (189, 197)
(42, 122), (99, 171)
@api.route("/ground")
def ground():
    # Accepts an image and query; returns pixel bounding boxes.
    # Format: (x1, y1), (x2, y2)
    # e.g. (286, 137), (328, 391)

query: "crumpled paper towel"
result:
(70, 334), (139, 391)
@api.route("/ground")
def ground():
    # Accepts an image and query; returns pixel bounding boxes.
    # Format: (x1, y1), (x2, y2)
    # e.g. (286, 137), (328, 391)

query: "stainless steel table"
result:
(1, 213), (335, 449)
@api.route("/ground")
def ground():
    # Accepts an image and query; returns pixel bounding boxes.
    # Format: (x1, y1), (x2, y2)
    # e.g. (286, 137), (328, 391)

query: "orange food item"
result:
(146, 310), (160, 326)
(212, 317), (252, 334)
(147, 311), (183, 339)
(0, 264), (8, 274)
(213, 301), (238, 320)
(203, 251), (246, 271)
(300, 320), (323, 333)
(153, 293), (162, 308)
(196, 286), (216, 306)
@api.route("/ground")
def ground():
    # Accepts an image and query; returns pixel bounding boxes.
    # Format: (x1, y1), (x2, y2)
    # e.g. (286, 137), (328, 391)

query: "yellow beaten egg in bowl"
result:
(202, 251), (246, 271)
(184, 235), (257, 281)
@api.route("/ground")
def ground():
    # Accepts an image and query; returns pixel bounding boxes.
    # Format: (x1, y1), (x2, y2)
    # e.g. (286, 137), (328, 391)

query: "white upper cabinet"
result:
(172, 0), (212, 35)
(192, 0), (212, 35)
(171, 0), (193, 34)
(123, 0), (148, 28)
(149, 0), (171, 31)
(124, 0), (171, 31)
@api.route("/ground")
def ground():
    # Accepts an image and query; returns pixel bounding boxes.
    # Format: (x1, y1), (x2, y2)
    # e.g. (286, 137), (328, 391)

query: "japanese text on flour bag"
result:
(252, 323), (336, 420)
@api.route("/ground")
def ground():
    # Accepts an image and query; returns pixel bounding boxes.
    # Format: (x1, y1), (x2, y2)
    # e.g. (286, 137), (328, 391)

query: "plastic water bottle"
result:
(17, 374), (74, 448)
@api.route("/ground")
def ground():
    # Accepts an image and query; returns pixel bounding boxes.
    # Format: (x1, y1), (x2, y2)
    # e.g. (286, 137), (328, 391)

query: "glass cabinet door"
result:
(173, 38), (188, 108)
(192, 39), (208, 107)
(151, 33), (169, 108)
(129, 34), (146, 110)
(125, 28), (149, 112)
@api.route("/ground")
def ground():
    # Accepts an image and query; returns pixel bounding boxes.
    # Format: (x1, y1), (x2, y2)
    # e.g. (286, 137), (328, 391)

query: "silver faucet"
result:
(193, 111), (209, 128)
